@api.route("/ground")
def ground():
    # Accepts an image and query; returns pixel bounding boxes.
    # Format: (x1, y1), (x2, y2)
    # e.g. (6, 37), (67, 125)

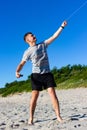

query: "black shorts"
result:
(31, 72), (56, 91)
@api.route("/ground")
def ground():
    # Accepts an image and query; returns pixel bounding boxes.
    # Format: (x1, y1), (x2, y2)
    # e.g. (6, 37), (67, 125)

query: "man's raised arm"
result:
(45, 21), (67, 45)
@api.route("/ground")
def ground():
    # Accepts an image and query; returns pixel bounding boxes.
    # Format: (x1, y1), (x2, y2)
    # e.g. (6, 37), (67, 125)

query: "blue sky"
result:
(0, 0), (87, 88)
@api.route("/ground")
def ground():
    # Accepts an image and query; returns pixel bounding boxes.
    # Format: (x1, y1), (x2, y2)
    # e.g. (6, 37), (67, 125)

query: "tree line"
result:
(0, 64), (87, 96)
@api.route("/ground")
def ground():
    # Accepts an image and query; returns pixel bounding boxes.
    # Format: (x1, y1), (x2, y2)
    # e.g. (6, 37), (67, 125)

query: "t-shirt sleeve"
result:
(22, 50), (30, 62)
(43, 40), (48, 48)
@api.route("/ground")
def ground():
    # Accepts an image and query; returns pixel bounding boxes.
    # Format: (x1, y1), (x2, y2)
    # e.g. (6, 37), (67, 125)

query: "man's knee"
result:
(32, 90), (39, 96)
(31, 90), (39, 103)
(47, 87), (56, 96)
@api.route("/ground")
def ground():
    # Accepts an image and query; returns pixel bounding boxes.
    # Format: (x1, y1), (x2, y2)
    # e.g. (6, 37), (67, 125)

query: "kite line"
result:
(66, 1), (87, 21)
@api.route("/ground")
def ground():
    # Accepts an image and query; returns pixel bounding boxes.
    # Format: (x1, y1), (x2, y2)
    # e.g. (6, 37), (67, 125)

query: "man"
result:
(15, 20), (67, 125)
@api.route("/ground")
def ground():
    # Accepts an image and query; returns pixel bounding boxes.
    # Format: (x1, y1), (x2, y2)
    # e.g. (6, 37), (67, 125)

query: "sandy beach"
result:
(0, 88), (87, 130)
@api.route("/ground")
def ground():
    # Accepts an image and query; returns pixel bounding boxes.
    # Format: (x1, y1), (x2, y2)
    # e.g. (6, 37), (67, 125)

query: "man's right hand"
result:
(61, 20), (67, 27)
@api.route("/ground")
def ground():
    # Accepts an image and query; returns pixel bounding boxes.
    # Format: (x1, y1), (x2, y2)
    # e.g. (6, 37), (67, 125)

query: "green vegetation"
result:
(0, 64), (87, 97)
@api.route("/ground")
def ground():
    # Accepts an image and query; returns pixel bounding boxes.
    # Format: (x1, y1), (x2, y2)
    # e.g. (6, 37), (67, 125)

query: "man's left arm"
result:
(44, 21), (67, 45)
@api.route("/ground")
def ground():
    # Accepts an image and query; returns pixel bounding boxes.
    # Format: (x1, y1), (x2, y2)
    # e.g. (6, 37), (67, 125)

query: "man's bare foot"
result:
(57, 116), (63, 123)
(28, 118), (34, 125)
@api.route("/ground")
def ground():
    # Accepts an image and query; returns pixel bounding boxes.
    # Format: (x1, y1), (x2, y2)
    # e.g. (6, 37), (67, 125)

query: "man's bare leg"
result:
(47, 87), (63, 122)
(28, 90), (39, 124)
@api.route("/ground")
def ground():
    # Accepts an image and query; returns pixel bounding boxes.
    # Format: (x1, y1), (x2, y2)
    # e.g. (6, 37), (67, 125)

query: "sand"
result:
(0, 88), (87, 130)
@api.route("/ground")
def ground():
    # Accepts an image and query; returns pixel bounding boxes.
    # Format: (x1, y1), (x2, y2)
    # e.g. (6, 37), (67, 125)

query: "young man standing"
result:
(16, 21), (67, 124)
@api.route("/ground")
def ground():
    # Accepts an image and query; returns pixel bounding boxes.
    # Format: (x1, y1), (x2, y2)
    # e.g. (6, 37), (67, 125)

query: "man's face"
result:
(26, 33), (37, 44)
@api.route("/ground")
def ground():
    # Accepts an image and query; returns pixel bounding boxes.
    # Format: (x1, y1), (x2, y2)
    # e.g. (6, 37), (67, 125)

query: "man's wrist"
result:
(61, 26), (64, 29)
(16, 71), (19, 74)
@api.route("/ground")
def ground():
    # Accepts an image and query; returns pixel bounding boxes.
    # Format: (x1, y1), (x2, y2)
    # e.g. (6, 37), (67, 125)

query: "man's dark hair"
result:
(24, 32), (32, 42)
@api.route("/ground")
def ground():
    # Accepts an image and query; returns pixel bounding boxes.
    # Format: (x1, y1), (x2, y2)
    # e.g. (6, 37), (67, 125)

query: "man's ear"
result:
(26, 38), (29, 43)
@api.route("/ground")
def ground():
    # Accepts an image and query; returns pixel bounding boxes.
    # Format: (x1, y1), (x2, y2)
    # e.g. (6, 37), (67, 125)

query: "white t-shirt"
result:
(22, 41), (50, 74)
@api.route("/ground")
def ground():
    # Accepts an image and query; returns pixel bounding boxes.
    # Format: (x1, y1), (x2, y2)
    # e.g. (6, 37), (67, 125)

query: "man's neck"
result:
(29, 42), (36, 47)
